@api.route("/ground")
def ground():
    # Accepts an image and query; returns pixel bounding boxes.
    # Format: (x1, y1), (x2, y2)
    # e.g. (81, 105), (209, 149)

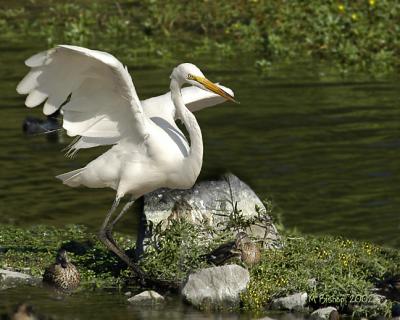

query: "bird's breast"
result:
(146, 125), (189, 164)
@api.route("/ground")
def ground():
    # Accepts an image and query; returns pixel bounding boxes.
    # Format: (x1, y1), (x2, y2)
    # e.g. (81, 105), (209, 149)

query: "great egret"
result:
(17, 45), (236, 283)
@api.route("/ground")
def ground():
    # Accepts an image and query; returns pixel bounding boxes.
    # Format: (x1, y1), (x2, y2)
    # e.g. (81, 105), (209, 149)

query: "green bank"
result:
(1, 0), (399, 74)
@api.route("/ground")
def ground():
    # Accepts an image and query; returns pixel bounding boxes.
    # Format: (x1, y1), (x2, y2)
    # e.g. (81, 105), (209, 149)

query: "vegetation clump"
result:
(0, 0), (399, 74)
(242, 233), (400, 318)
(0, 224), (135, 289)
(139, 219), (214, 283)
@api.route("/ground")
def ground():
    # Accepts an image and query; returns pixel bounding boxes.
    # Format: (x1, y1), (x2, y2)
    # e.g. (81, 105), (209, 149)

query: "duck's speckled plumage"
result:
(235, 232), (261, 266)
(205, 231), (261, 267)
(43, 249), (80, 291)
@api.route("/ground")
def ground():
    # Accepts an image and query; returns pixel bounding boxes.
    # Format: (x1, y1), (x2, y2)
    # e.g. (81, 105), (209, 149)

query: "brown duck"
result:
(10, 304), (37, 320)
(234, 232), (261, 266)
(205, 232), (261, 267)
(43, 249), (80, 291)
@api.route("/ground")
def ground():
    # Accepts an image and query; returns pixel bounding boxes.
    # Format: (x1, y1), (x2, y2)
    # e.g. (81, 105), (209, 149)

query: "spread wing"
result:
(142, 84), (234, 121)
(182, 85), (234, 113)
(67, 85), (235, 154)
(17, 45), (149, 155)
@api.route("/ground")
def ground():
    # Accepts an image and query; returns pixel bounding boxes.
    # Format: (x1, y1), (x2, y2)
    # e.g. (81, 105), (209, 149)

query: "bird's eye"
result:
(187, 74), (194, 80)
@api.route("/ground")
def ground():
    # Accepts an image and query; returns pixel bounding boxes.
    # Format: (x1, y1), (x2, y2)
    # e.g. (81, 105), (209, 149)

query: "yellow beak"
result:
(192, 76), (238, 103)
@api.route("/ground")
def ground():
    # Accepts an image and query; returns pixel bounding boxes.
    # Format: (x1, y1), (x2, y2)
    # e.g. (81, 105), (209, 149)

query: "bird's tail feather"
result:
(56, 168), (84, 187)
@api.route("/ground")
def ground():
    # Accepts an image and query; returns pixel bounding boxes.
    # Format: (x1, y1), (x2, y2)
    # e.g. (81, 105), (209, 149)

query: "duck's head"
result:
(235, 231), (251, 248)
(56, 249), (69, 268)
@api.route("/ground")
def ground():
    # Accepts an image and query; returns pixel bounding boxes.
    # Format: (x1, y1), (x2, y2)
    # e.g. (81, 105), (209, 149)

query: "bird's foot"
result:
(98, 230), (146, 286)
(126, 260), (146, 286)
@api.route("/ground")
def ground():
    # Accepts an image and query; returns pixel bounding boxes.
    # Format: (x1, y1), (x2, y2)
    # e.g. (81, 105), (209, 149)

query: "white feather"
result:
(17, 45), (149, 144)
(18, 45), (234, 155)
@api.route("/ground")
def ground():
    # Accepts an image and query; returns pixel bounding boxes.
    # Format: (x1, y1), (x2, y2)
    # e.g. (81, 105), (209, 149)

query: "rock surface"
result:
(181, 264), (249, 309)
(311, 307), (338, 320)
(137, 173), (281, 256)
(127, 290), (165, 305)
(271, 292), (308, 311)
(0, 269), (40, 290)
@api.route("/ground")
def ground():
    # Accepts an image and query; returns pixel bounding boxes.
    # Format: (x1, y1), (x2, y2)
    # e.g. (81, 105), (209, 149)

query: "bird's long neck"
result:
(170, 79), (203, 180)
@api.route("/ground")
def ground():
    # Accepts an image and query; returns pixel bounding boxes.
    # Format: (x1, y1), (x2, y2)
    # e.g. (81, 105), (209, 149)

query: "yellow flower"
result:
(351, 13), (358, 21)
(369, 0), (375, 6)
(338, 4), (345, 12)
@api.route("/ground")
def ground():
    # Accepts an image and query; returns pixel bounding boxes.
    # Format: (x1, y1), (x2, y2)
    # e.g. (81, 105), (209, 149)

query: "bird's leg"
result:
(98, 197), (145, 285)
(99, 197), (120, 238)
(105, 196), (135, 245)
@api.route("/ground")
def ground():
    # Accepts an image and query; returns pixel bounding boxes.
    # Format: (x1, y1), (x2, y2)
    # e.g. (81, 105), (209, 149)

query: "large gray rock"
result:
(181, 264), (249, 310)
(127, 290), (165, 305)
(136, 173), (281, 256)
(311, 307), (338, 320)
(271, 292), (308, 311)
(0, 269), (40, 290)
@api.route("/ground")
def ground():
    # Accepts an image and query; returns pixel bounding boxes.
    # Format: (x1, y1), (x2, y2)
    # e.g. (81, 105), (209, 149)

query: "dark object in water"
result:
(22, 110), (60, 142)
(43, 249), (80, 291)
(392, 303), (400, 317)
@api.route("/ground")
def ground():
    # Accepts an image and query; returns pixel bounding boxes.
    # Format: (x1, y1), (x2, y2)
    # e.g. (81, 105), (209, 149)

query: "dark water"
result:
(0, 40), (399, 319)
(0, 285), (265, 320)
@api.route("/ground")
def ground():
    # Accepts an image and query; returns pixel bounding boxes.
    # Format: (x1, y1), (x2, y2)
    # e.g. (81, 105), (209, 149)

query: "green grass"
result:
(242, 232), (400, 317)
(0, 224), (136, 289)
(0, 0), (399, 74)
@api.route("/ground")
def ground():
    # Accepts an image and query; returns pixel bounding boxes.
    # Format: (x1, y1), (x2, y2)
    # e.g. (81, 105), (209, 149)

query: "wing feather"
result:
(141, 84), (234, 120)
(182, 84), (234, 112)
(17, 45), (149, 148)
(25, 89), (48, 108)
(18, 45), (233, 155)
(64, 84), (234, 154)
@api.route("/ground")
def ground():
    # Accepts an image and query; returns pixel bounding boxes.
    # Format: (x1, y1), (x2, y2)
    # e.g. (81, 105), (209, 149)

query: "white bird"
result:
(16, 45), (236, 283)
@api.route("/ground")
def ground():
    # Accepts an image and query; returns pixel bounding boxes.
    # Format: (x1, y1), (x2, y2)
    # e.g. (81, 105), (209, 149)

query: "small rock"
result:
(310, 307), (338, 320)
(307, 278), (317, 289)
(127, 290), (165, 305)
(271, 292), (308, 311)
(181, 264), (249, 310)
(349, 294), (387, 317)
(0, 269), (40, 290)
(124, 291), (132, 297)
(369, 293), (386, 305)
